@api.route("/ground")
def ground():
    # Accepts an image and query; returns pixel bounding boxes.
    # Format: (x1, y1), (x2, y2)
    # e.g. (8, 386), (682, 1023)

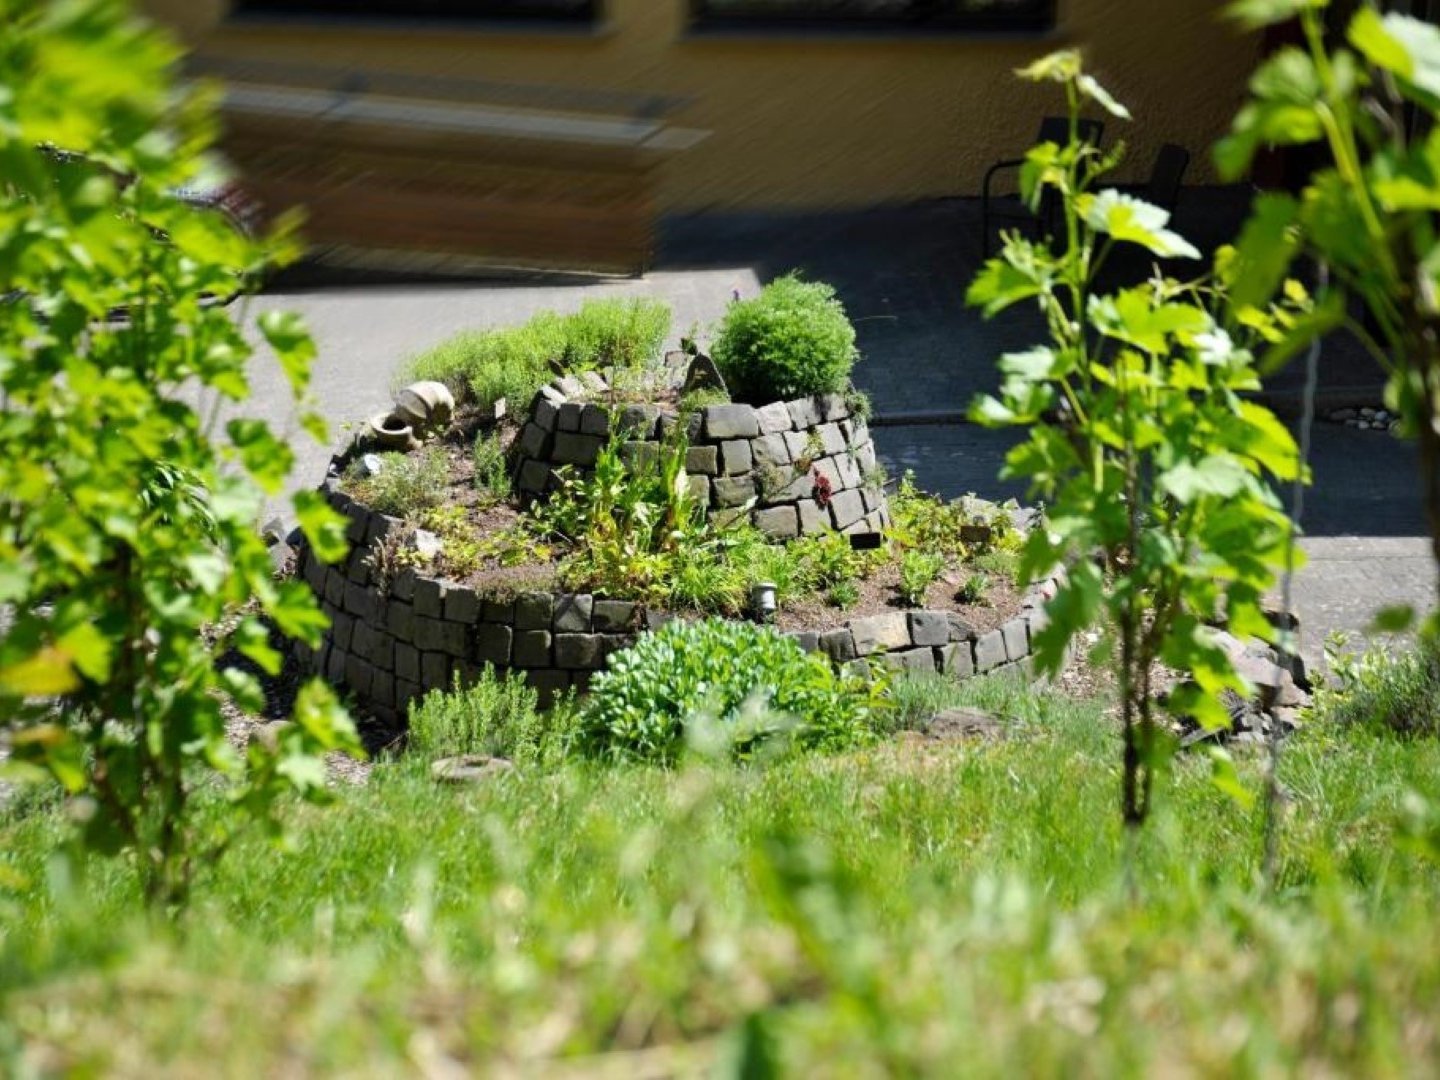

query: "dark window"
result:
(691, 0), (1055, 32)
(233, 0), (597, 22)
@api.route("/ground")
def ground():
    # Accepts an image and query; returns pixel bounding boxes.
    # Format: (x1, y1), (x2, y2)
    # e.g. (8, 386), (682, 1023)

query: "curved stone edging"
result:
(293, 481), (1061, 723)
(512, 372), (889, 539)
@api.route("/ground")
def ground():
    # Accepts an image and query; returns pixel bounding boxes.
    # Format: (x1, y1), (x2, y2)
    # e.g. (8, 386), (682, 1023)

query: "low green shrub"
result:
(711, 275), (857, 404)
(1319, 633), (1440, 738)
(899, 549), (944, 606)
(472, 431), (510, 502)
(561, 297), (671, 371)
(344, 448), (449, 518)
(407, 668), (575, 765)
(582, 618), (879, 762)
(398, 299), (670, 408)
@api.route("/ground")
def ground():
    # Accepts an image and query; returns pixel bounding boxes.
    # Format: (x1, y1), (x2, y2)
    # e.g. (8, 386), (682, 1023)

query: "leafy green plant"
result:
(581, 618), (879, 762)
(1219, 1), (1440, 622)
(968, 50), (1303, 829)
(711, 275), (858, 404)
(888, 473), (972, 559)
(826, 580), (860, 609)
(407, 668), (574, 765)
(899, 550), (944, 606)
(1318, 631), (1440, 739)
(344, 448), (449, 519)
(540, 428), (704, 599)
(0, 0), (360, 905)
(956, 572), (990, 606)
(472, 431), (510, 502)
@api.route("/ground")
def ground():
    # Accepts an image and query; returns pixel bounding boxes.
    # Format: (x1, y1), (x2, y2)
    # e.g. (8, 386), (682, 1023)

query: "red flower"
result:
(813, 468), (833, 509)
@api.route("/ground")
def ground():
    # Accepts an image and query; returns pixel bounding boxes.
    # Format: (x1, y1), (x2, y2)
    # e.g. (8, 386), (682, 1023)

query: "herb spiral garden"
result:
(293, 279), (1052, 762)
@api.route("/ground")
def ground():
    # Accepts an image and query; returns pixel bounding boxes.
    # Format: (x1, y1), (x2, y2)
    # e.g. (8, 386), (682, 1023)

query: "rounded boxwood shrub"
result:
(711, 275), (858, 404)
(581, 618), (875, 762)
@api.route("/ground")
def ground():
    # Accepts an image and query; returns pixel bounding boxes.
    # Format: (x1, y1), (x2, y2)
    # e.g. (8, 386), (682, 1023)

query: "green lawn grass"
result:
(4, 674), (1440, 1075)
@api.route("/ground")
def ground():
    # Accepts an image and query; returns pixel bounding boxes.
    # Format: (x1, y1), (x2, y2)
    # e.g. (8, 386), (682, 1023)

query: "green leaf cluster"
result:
(969, 50), (1305, 827)
(581, 617), (880, 763)
(0, 0), (359, 904)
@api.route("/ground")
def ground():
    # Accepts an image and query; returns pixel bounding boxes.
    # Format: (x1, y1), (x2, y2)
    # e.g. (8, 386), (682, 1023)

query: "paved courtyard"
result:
(246, 193), (1436, 671)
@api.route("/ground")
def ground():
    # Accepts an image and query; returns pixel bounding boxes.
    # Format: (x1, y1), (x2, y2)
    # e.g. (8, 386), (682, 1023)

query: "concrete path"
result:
(242, 193), (1435, 670)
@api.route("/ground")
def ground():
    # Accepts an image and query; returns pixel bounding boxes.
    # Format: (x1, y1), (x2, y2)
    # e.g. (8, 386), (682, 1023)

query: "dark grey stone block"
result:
(395, 642), (420, 683)
(713, 475), (756, 508)
(703, 403), (759, 439)
(881, 647), (937, 673)
(617, 404), (661, 439)
(553, 432), (604, 467)
(325, 647), (346, 685)
(786, 397), (820, 428)
(388, 601), (415, 643)
(421, 651), (451, 688)
(396, 679), (422, 709)
(482, 598), (515, 623)
(371, 670), (396, 709)
(343, 653), (373, 696)
(390, 567), (417, 602)
(818, 628), (857, 663)
(817, 393), (849, 422)
(788, 631), (820, 653)
(416, 618), (468, 658)
(797, 498), (829, 534)
(686, 445), (719, 475)
(514, 591), (554, 630)
(909, 611), (949, 647)
(413, 577), (446, 619)
(517, 458), (551, 495)
(557, 401), (584, 432)
(817, 422), (847, 456)
(720, 439), (753, 475)
(324, 570), (346, 608)
(828, 489), (866, 531)
(619, 441), (660, 472)
(755, 401), (793, 434)
(513, 629), (552, 668)
(553, 593), (593, 632)
(751, 433), (792, 468)
(329, 611), (354, 652)
(518, 422), (550, 458)
(444, 586), (480, 623)
(533, 397), (559, 432)
(555, 633), (604, 670)
(850, 613), (911, 656)
(755, 505), (799, 540)
(947, 612), (978, 642)
(1002, 618), (1030, 662)
(975, 630), (1007, 672)
(580, 404), (610, 437)
(592, 599), (637, 631)
(474, 623), (513, 665)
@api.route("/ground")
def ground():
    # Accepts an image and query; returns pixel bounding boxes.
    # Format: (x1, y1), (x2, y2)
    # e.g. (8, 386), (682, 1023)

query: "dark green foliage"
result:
(582, 618), (879, 762)
(407, 668), (575, 765)
(711, 275), (858, 404)
(0, 0), (360, 905)
(899, 550), (943, 606)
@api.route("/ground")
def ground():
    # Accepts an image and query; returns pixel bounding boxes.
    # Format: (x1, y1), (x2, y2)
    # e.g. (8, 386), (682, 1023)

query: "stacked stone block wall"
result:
(511, 374), (889, 539)
(295, 478), (1059, 721)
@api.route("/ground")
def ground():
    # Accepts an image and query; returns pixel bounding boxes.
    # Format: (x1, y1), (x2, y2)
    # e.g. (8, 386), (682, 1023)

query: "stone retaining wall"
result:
(511, 372), (889, 539)
(294, 479), (1057, 723)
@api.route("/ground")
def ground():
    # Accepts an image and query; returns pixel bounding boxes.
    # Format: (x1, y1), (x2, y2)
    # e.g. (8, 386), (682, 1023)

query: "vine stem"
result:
(1263, 262), (1326, 886)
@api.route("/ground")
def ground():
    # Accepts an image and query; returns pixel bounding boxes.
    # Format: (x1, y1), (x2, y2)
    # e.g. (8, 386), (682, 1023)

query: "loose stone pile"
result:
(511, 366), (889, 539)
(1327, 405), (1399, 432)
(1176, 625), (1311, 747)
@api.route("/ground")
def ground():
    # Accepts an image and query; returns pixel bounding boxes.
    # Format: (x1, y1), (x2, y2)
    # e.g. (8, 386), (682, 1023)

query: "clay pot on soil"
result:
(368, 411), (418, 451)
(394, 380), (455, 433)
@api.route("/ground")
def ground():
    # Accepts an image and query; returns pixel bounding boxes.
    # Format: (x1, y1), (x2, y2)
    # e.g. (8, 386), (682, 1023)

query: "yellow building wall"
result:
(139, 0), (1258, 213)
